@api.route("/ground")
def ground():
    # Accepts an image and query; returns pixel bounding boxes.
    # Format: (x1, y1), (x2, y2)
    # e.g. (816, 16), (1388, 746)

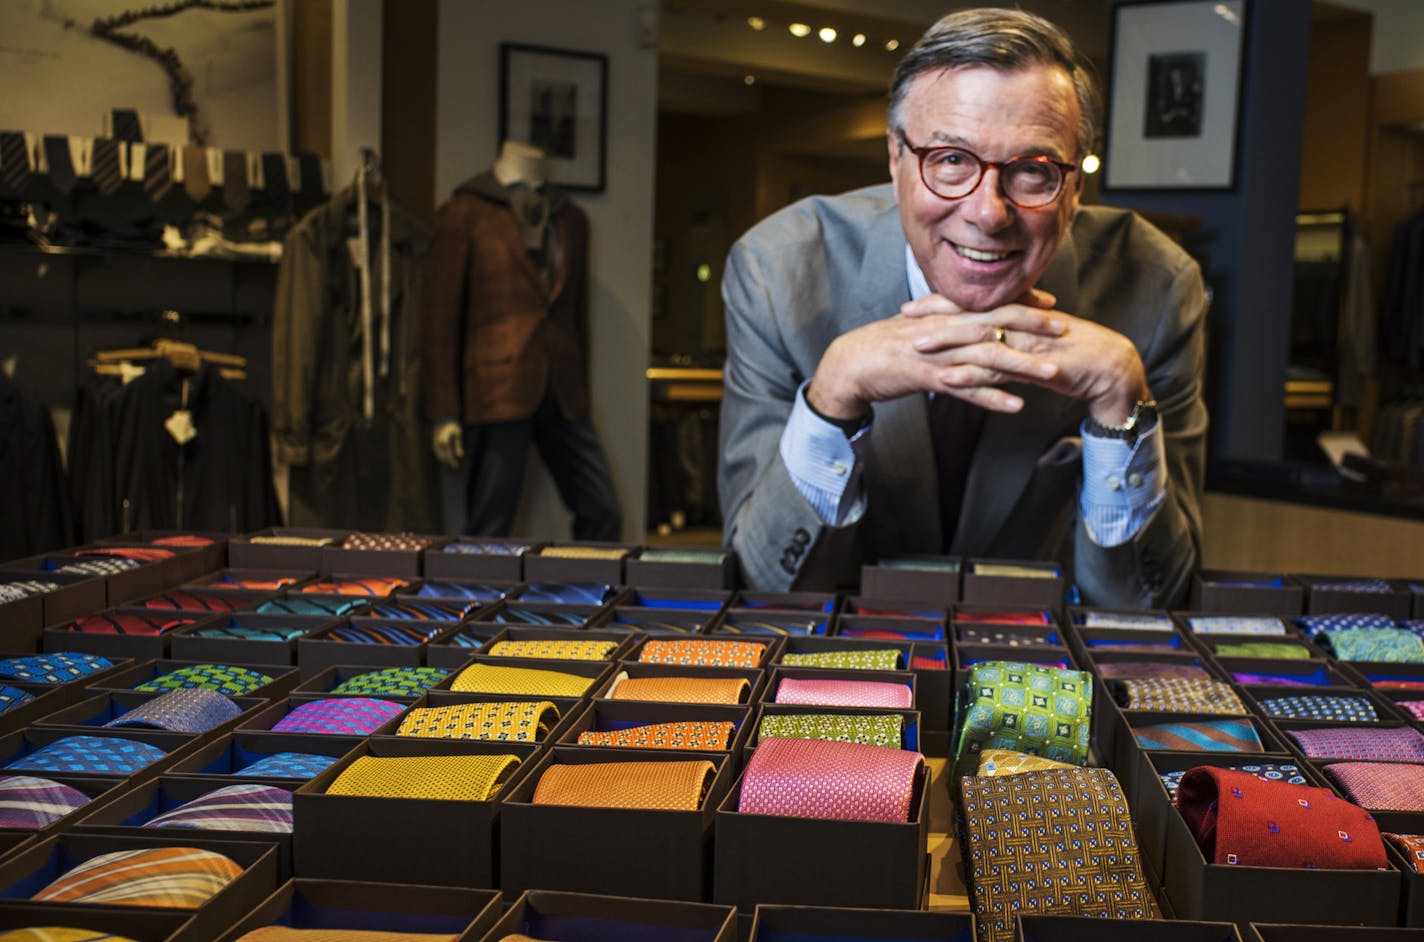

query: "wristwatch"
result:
(1084, 399), (1158, 443)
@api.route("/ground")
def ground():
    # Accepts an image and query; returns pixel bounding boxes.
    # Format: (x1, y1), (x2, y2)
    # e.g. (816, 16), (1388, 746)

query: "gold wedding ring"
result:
(993, 326), (1008, 344)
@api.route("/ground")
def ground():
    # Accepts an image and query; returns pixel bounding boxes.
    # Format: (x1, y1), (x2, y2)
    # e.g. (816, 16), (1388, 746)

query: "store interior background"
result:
(4, 0), (1424, 577)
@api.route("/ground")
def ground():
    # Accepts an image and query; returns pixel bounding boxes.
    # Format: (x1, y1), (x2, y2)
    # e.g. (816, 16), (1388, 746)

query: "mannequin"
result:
(421, 139), (621, 540)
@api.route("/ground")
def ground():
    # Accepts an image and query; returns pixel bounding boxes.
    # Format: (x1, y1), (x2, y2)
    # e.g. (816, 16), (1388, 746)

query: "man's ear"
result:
(886, 131), (901, 188)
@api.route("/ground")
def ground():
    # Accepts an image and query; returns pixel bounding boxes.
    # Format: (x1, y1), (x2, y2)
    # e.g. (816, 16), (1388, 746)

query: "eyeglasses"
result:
(898, 133), (1077, 209)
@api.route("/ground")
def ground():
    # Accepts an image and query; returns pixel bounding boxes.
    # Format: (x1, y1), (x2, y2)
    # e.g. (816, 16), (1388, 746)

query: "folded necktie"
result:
(135, 664), (275, 697)
(249, 536), (334, 547)
(1229, 669), (1331, 686)
(0, 580), (59, 602)
(1213, 641), (1313, 659)
(538, 545), (628, 560)
(365, 601), (472, 621)
(1110, 676), (1246, 714)
(957, 627), (1057, 647)
(55, 557), (141, 576)
(756, 713), (900, 748)
(486, 639), (617, 660)
(1096, 661), (1209, 680)
(397, 700), (558, 741)
(577, 719), (737, 750)
(1158, 762), (1304, 802)
(957, 610), (1052, 625)
(198, 573), (302, 591)
(104, 688), (242, 733)
(300, 577), (409, 596)
(0, 775), (92, 828)
(339, 533), (434, 551)
(1383, 832), (1424, 873)
(0, 930), (140, 941)
(781, 649), (901, 670)
(532, 758), (714, 810)
(31, 846), (244, 907)
(233, 930), (455, 942)
(520, 582), (613, 604)
(150, 536), (212, 548)
(1132, 719), (1264, 752)
(235, 752), (338, 780)
(67, 612), (195, 635)
(1399, 700), (1424, 721)
(0, 686), (34, 713)
(975, 748), (1077, 776)
(1287, 725), (1424, 760)
(0, 653), (112, 684)
(1176, 766), (1388, 868)
(270, 698), (404, 735)
(257, 597), (364, 616)
(1186, 615), (1288, 636)
(143, 783), (294, 832)
(325, 623), (440, 645)
(1309, 577), (1395, 593)
(952, 661), (1092, 777)
(740, 737), (922, 822)
(1080, 611), (1175, 630)
(75, 548), (173, 562)
(1323, 628), (1424, 663)
(1258, 694), (1380, 722)
(774, 677), (912, 709)
(415, 580), (508, 601)
(327, 754), (520, 800)
(1324, 761), (1424, 811)
(608, 674), (749, 704)
(1298, 612), (1396, 636)
(971, 562), (1058, 578)
(139, 591), (242, 612)
(636, 547), (728, 564)
(329, 667), (448, 697)
(192, 624), (308, 642)
(719, 617), (816, 636)
(637, 638), (766, 668)
(6, 736), (168, 775)
(450, 663), (592, 697)
(494, 607), (590, 626)
(441, 541), (530, 555)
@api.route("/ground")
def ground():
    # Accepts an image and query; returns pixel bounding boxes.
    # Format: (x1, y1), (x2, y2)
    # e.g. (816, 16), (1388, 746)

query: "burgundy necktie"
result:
(738, 737), (923, 822)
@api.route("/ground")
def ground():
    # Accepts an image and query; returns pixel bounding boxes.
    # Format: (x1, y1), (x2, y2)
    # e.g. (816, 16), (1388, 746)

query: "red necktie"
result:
(69, 612), (195, 635)
(738, 737), (923, 822)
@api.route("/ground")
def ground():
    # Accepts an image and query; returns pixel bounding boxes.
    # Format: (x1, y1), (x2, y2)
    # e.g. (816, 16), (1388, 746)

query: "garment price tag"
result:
(165, 409), (196, 444)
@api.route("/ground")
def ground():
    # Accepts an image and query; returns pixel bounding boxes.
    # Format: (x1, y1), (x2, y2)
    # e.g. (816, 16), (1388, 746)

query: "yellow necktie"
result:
(609, 674), (750, 704)
(396, 701), (558, 742)
(976, 748), (1079, 776)
(532, 759), (715, 810)
(0, 933), (143, 942)
(450, 663), (594, 697)
(236, 931), (459, 942)
(539, 546), (628, 559)
(326, 754), (520, 800)
(486, 639), (616, 660)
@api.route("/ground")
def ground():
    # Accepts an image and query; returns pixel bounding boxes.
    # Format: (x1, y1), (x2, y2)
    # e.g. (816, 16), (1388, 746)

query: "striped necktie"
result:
(193, 624), (307, 642)
(757, 713), (901, 748)
(396, 700), (558, 742)
(1287, 725), (1424, 760)
(366, 600), (472, 621)
(492, 607), (585, 626)
(415, 580), (508, 601)
(1259, 694), (1380, 722)
(1, 131), (33, 195)
(326, 623), (440, 645)
(300, 577), (409, 596)
(5, 736), (168, 775)
(781, 649), (901, 670)
(329, 667), (448, 697)
(609, 675), (749, 704)
(520, 582), (611, 605)
(235, 752), (338, 780)
(0, 653), (112, 684)
(32, 846), (243, 908)
(721, 616), (820, 636)
(450, 664), (593, 697)
(139, 591), (242, 612)
(578, 720), (737, 750)
(962, 767), (1158, 942)
(69, 612), (195, 635)
(142, 143), (173, 202)
(0, 775), (92, 828)
(270, 698), (404, 735)
(532, 758), (714, 810)
(1158, 762), (1304, 802)
(1132, 719), (1263, 752)
(258, 597), (363, 616)
(135, 664), (275, 696)
(104, 688), (242, 733)
(774, 678), (912, 709)
(739, 737), (922, 822)
(638, 638), (765, 669)
(143, 783), (293, 832)
(486, 639), (617, 660)
(327, 754), (520, 801)
(1323, 761), (1424, 811)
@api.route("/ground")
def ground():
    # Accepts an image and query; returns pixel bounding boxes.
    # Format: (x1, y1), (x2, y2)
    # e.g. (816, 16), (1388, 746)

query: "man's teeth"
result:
(955, 244), (1011, 262)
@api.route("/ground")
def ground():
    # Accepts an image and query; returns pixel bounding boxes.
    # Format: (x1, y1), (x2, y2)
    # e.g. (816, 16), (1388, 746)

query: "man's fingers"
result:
(939, 384), (1024, 413)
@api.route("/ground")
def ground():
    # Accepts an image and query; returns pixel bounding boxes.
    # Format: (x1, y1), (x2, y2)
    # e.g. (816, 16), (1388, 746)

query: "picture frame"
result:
(1103, 0), (1247, 191)
(499, 42), (608, 193)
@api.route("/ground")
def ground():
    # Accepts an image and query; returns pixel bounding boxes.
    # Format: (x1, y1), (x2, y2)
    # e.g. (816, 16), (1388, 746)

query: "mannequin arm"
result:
(432, 419), (464, 468)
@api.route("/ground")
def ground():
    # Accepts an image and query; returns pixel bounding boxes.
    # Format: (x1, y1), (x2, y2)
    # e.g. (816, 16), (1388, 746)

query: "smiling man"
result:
(718, 8), (1208, 607)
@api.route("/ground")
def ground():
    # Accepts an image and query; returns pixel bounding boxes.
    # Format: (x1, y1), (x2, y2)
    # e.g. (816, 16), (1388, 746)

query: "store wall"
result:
(434, 0), (657, 541)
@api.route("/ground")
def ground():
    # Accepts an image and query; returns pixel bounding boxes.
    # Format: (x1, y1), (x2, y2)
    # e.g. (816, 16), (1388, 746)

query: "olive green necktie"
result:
(781, 648), (901, 671)
(758, 712), (902, 748)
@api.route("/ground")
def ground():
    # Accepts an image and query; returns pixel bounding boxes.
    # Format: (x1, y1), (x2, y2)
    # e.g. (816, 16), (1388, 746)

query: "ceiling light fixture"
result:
(747, 16), (765, 30)
(851, 33), (866, 47)
(818, 26), (837, 43)
(788, 22), (811, 37)
(884, 38), (900, 51)
(1081, 154), (1101, 174)
(744, 74), (756, 85)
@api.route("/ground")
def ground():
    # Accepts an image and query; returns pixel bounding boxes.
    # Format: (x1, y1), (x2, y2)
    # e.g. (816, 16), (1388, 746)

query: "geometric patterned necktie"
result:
(0, 775), (92, 828)
(233, 752), (338, 781)
(756, 713), (901, 748)
(637, 638), (765, 669)
(395, 701), (558, 742)
(577, 720), (738, 750)
(269, 698), (403, 735)
(1110, 676), (1246, 714)
(772, 678), (912, 709)
(961, 766), (1159, 942)
(1298, 612), (1397, 636)
(326, 754), (521, 801)
(1158, 762), (1305, 802)
(1382, 832), (1424, 874)
(1323, 761), (1424, 811)
(134, 664), (275, 696)
(30, 846), (244, 908)
(0, 686), (34, 714)
(1132, 719), (1263, 752)
(1324, 628), (1424, 663)
(532, 759), (715, 810)
(608, 675), (749, 704)
(329, 668), (448, 697)
(737, 737), (923, 822)
(448, 664), (593, 697)
(0, 653), (113, 684)
(781, 649), (902, 671)
(103, 688), (242, 734)
(952, 661), (1092, 778)
(326, 623), (441, 645)
(1399, 700), (1424, 721)
(1287, 725), (1424, 760)
(974, 749), (1077, 777)
(4, 736), (168, 775)
(339, 533), (435, 551)
(485, 639), (617, 660)
(143, 783), (293, 833)
(1258, 694), (1380, 722)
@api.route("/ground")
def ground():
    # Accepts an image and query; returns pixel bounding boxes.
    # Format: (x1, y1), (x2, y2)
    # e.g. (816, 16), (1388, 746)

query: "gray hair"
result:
(888, 7), (1101, 160)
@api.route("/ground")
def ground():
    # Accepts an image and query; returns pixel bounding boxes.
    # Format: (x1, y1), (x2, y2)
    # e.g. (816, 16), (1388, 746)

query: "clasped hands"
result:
(806, 288), (1150, 427)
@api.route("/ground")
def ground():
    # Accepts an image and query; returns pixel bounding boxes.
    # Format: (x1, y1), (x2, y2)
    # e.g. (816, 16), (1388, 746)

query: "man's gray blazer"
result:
(718, 184), (1208, 608)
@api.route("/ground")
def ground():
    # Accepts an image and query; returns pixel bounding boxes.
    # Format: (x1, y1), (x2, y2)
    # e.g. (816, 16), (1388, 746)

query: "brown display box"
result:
(423, 540), (542, 583)
(1189, 570), (1306, 616)
(718, 607), (830, 637)
(425, 625), (503, 670)
(752, 904), (973, 941)
(168, 613), (334, 666)
(1386, 840), (1424, 928)
(295, 618), (441, 679)
(0, 832), (278, 942)
(236, 694), (412, 737)
(559, 699), (749, 755)
(92, 658), (299, 703)
(1250, 925), (1424, 942)
(625, 549), (738, 590)
(746, 703), (922, 760)
(42, 609), (223, 662)
(319, 535), (448, 578)
(294, 737), (539, 888)
(622, 586), (731, 613)
(609, 662), (763, 705)
(733, 590), (838, 616)
(164, 731), (362, 782)
(407, 690), (586, 745)
(1158, 769), (1400, 927)
(216, 878), (503, 942)
(838, 613), (947, 646)
(0, 683), (82, 739)
(1016, 914), (1240, 941)
(229, 528), (351, 570)
(954, 602), (1059, 626)
(0, 725), (197, 783)
(953, 642), (1075, 677)
(0, 901), (188, 941)
(859, 556), (962, 605)
(961, 558), (1066, 608)
(1116, 712), (1287, 809)
(0, 572), (105, 650)
(713, 760), (929, 910)
(766, 666), (914, 710)
(487, 889), (736, 942)
(1295, 574), (1413, 619)
(4, 553), (162, 609)
(522, 543), (637, 585)
(32, 689), (266, 743)
(500, 746), (731, 901)
(840, 595), (948, 621)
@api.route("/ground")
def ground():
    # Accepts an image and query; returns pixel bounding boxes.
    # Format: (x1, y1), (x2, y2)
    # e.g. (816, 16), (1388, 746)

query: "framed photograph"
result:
(499, 42), (608, 193)
(1104, 0), (1247, 190)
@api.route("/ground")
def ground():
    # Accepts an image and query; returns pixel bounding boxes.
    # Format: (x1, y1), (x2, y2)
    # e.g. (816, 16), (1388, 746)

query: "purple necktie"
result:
(1323, 761), (1424, 811)
(1288, 725), (1424, 760)
(269, 698), (403, 735)
(0, 774), (92, 828)
(143, 783), (293, 833)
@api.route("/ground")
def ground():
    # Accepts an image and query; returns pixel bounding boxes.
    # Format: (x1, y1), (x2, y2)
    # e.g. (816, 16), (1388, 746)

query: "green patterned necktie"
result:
(134, 664), (274, 697)
(1213, 641), (1312, 660)
(781, 649), (901, 671)
(953, 661), (1092, 779)
(758, 712), (903, 747)
(329, 667), (448, 697)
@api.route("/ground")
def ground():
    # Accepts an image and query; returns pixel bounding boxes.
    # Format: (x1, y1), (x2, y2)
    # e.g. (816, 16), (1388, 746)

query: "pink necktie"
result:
(1324, 761), (1424, 811)
(774, 677), (912, 708)
(738, 737), (923, 822)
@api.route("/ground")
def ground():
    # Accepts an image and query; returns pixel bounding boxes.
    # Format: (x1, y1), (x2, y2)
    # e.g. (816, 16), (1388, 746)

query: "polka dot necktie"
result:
(773, 678), (912, 709)
(327, 754), (520, 801)
(756, 713), (901, 748)
(577, 720), (736, 750)
(532, 758), (715, 810)
(1297, 612), (1396, 636)
(143, 783), (294, 833)
(974, 748), (1078, 777)
(135, 664), (275, 697)
(1111, 676), (1247, 714)
(638, 638), (765, 669)
(961, 766), (1159, 942)
(0, 653), (112, 684)
(396, 701), (558, 742)
(103, 688), (242, 734)
(270, 698), (404, 735)
(486, 639), (617, 660)
(30, 846), (244, 908)
(1323, 761), (1424, 811)
(449, 664), (593, 697)
(0, 775), (92, 828)
(1259, 694), (1380, 722)
(738, 737), (923, 822)
(1288, 725), (1424, 760)
(608, 675), (749, 704)
(340, 533), (434, 551)
(952, 661), (1092, 778)
(330, 667), (448, 697)
(780, 649), (901, 671)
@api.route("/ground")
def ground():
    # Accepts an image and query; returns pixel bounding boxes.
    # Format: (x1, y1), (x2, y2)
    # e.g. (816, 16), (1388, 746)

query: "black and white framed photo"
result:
(1104, 0), (1247, 190)
(499, 42), (608, 193)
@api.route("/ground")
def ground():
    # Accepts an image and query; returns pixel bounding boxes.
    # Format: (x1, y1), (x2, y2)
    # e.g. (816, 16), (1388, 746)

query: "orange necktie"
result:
(638, 638), (766, 669)
(532, 758), (715, 810)
(577, 720), (735, 750)
(609, 674), (750, 704)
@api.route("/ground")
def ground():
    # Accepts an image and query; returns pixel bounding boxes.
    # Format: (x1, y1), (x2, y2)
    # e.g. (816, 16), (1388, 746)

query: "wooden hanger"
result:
(89, 333), (247, 380)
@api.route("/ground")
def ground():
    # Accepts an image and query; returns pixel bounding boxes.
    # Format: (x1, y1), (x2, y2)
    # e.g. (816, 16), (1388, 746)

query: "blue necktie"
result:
(0, 686), (34, 714)
(103, 688), (242, 734)
(143, 783), (293, 833)
(234, 752), (338, 780)
(1258, 694), (1380, 723)
(5, 736), (167, 775)
(192, 624), (308, 641)
(492, 607), (584, 625)
(0, 653), (113, 684)
(416, 580), (508, 601)
(326, 623), (441, 645)
(257, 597), (364, 616)
(366, 600), (472, 620)
(521, 581), (612, 604)
(1297, 612), (1396, 637)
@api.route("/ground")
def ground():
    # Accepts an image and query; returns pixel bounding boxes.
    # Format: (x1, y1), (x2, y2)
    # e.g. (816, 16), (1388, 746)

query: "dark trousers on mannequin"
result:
(440, 387), (622, 540)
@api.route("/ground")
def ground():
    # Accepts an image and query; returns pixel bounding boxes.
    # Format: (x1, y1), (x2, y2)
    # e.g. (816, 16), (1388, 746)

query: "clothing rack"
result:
(88, 332), (247, 380)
